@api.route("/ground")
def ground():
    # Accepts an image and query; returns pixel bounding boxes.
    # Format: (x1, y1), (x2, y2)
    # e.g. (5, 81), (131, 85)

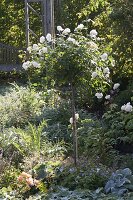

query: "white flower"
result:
(22, 61), (31, 70)
(75, 113), (79, 120)
(91, 72), (98, 78)
(27, 46), (32, 53)
(67, 37), (75, 42)
(90, 29), (98, 38)
(125, 102), (132, 112)
(46, 33), (52, 42)
(113, 83), (120, 90)
(103, 67), (110, 74)
(32, 61), (41, 68)
(67, 37), (78, 45)
(121, 104), (126, 111)
(87, 41), (98, 50)
(75, 24), (84, 31)
(101, 53), (108, 61)
(69, 113), (79, 124)
(57, 26), (64, 32)
(33, 44), (39, 51)
(105, 95), (111, 100)
(42, 47), (48, 53)
(40, 36), (45, 43)
(95, 93), (103, 99)
(87, 18), (92, 22)
(62, 28), (71, 35)
(69, 117), (73, 124)
(121, 102), (132, 112)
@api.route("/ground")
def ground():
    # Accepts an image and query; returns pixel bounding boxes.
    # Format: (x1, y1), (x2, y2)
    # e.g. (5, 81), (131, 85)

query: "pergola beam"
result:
(25, 0), (54, 48)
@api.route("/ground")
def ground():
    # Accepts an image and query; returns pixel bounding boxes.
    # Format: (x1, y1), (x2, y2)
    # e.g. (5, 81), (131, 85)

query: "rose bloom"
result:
(91, 72), (98, 78)
(113, 83), (120, 90)
(40, 36), (45, 43)
(101, 53), (108, 61)
(46, 33), (52, 42)
(57, 26), (64, 32)
(95, 92), (103, 99)
(62, 28), (71, 35)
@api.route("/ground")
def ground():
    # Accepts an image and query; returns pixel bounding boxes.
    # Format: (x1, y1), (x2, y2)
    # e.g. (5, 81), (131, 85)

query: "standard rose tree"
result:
(22, 22), (115, 165)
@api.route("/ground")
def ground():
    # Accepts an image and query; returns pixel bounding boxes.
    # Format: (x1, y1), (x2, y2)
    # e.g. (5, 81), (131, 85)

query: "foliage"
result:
(55, 161), (109, 191)
(103, 107), (133, 152)
(105, 168), (133, 196)
(0, 84), (45, 128)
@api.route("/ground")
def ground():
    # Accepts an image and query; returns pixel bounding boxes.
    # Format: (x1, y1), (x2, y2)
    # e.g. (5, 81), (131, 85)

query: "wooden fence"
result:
(0, 43), (23, 65)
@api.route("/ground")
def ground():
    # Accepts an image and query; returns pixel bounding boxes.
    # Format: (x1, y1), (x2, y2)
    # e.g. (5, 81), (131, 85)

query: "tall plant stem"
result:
(71, 83), (78, 166)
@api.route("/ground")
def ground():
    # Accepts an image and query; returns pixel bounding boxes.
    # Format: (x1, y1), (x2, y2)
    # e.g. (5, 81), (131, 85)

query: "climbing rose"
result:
(95, 93), (103, 99)
(113, 83), (120, 90)
(101, 53), (108, 61)
(46, 33), (52, 42)
(62, 28), (71, 35)
(91, 72), (98, 78)
(105, 95), (111, 100)
(40, 36), (45, 43)
(57, 26), (64, 32)
(90, 29), (98, 38)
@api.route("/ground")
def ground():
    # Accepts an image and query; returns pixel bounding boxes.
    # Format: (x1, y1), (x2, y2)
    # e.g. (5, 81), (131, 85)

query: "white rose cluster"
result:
(121, 102), (132, 112)
(69, 113), (79, 124)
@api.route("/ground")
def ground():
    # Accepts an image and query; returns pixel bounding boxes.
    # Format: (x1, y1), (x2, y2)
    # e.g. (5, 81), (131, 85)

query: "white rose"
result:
(33, 44), (39, 51)
(32, 61), (41, 68)
(75, 113), (79, 120)
(91, 72), (98, 78)
(95, 93), (103, 99)
(62, 28), (71, 35)
(46, 33), (52, 42)
(103, 67), (110, 74)
(69, 113), (79, 124)
(121, 104), (126, 111)
(101, 53), (108, 61)
(105, 95), (111, 100)
(22, 61), (31, 70)
(125, 102), (132, 112)
(42, 47), (48, 53)
(40, 36), (45, 43)
(57, 26), (64, 32)
(113, 83), (120, 90)
(90, 29), (98, 38)
(69, 117), (73, 124)
(27, 46), (32, 53)
(75, 24), (84, 31)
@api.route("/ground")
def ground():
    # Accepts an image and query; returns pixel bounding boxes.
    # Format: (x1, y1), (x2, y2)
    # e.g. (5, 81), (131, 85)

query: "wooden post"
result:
(25, 0), (30, 48)
(42, 0), (54, 37)
(71, 84), (78, 166)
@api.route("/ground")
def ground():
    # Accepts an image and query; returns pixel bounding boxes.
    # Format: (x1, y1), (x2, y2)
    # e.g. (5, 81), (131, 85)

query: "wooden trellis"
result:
(25, 0), (54, 48)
